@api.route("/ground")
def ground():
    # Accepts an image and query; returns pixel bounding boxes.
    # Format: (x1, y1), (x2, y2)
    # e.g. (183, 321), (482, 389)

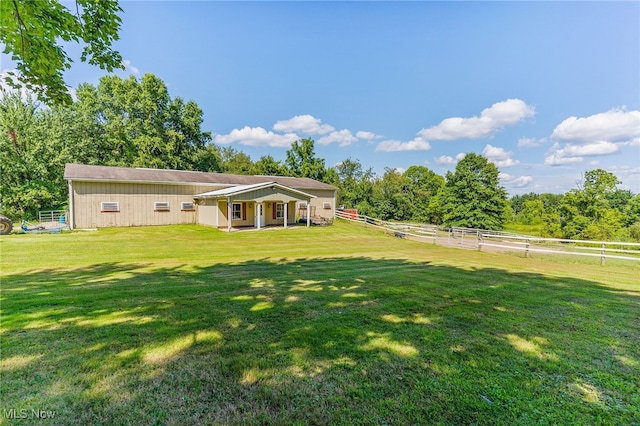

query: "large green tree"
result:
(553, 169), (623, 240)
(0, 74), (216, 219)
(403, 165), (444, 223)
(285, 138), (328, 182)
(219, 146), (253, 175)
(439, 153), (507, 229)
(71, 74), (214, 170)
(333, 158), (375, 213)
(371, 168), (412, 221)
(1, 0), (124, 105)
(252, 155), (287, 176)
(0, 91), (71, 218)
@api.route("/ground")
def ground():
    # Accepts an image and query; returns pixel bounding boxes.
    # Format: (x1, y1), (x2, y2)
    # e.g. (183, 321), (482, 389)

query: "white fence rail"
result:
(478, 233), (640, 264)
(335, 210), (438, 242)
(335, 210), (640, 265)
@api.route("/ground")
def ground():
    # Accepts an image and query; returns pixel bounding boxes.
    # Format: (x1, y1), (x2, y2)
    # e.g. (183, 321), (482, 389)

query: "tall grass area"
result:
(503, 223), (545, 236)
(1, 221), (638, 425)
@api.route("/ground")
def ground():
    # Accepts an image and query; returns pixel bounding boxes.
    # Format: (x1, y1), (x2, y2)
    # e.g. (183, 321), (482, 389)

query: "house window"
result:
(154, 202), (170, 211)
(276, 203), (285, 219)
(181, 202), (195, 211)
(232, 203), (242, 220)
(299, 202), (307, 210)
(323, 202), (332, 209)
(101, 202), (119, 212)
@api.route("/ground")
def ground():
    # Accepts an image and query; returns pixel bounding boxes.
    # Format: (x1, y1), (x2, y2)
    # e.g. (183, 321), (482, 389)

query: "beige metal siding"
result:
(72, 182), (221, 229)
(217, 201), (229, 228)
(70, 179), (336, 229)
(303, 189), (336, 219)
(198, 199), (218, 227)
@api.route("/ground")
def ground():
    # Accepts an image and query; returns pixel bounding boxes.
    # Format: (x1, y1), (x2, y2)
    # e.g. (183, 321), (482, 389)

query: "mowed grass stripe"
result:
(1, 221), (638, 425)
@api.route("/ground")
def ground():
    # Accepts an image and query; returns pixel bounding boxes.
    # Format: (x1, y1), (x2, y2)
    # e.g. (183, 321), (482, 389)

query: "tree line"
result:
(1, 74), (638, 241)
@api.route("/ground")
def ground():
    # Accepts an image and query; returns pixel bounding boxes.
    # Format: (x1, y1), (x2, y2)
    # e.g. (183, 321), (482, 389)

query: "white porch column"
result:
(256, 203), (261, 230)
(284, 202), (288, 228)
(227, 197), (232, 232)
(306, 200), (310, 227)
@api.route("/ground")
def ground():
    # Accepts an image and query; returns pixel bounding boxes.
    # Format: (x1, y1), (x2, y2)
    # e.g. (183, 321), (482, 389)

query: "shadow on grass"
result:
(1, 258), (639, 425)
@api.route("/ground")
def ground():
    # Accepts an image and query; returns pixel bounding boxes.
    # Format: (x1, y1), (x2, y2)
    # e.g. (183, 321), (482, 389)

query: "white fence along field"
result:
(335, 210), (640, 265)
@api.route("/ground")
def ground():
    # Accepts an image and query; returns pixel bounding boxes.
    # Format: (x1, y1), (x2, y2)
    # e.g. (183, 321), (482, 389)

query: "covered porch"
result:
(194, 182), (315, 232)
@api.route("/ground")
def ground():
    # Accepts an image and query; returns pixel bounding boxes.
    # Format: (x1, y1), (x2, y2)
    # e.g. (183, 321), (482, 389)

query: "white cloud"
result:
(375, 137), (431, 152)
(123, 59), (140, 75)
(435, 155), (457, 165)
(356, 130), (381, 140)
(273, 114), (334, 135)
(546, 108), (639, 166)
(544, 141), (620, 166)
(551, 108), (640, 144)
(214, 126), (299, 148)
(543, 143), (583, 166)
(518, 137), (546, 148)
(482, 144), (520, 167)
(214, 115), (376, 150)
(434, 152), (467, 165)
(499, 173), (533, 188)
(608, 165), (640, 176)
(498, 172), (513, 180)
(561, 141), (620, 157)
(318, 129), (358, 147)
(375, 99), (533, 152)
(418, 99), (535, 141)
(544, 153), (584, 166)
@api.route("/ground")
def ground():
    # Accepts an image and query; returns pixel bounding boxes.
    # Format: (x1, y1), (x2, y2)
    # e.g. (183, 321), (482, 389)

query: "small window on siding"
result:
(299, 202), (307, 210)
(181, 202), (195, 211)
(154, 202), (170, 211)
(101, 202), (119, 212)
(323, 202), (331, 209)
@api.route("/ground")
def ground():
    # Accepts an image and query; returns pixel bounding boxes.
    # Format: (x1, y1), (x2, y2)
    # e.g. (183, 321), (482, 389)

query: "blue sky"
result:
(3, 1), (639, 195)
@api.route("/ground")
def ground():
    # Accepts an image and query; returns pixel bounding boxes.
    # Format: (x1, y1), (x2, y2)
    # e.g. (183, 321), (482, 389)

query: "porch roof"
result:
(193, 182), (316, 200)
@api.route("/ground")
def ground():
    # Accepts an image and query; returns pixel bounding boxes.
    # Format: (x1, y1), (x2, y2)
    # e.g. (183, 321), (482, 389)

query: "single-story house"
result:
(64, 163), (337, 231)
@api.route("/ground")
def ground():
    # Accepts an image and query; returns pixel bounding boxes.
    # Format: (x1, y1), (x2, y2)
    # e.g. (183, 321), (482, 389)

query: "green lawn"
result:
(1, 221), (638, 425)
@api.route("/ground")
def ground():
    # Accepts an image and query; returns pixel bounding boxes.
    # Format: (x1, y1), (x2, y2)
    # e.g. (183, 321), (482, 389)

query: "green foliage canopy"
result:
(0, 0), (124, 105)
(440, 153), (508, 230)
(285, 138), (328, 182)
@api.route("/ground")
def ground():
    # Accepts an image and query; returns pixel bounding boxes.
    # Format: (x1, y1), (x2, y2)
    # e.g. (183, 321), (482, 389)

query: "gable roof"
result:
(64, 164), (337, 191)
(194, 182), (316, 199)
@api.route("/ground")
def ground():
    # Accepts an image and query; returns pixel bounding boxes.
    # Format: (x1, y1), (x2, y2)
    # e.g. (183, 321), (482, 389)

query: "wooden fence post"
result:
(601, 243), (606, 266)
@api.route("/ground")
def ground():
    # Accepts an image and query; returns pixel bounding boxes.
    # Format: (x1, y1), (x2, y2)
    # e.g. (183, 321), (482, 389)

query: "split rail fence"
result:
(335, 210), (640, 265)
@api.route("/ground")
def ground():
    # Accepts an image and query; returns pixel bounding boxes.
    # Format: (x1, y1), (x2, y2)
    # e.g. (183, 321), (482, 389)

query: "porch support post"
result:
(257, 203), (261, 230)
(306, 199), (310, 227)
(215, 200), (219, 227)
(227, 197), (232, 232)
(284, 202), (288, 228)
